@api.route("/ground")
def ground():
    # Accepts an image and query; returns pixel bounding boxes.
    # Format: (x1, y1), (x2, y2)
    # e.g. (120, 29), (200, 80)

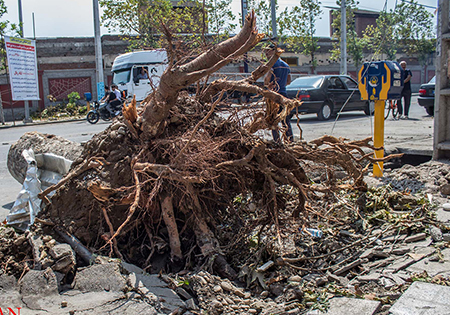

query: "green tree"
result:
(394, 0), (435, 66)
(363, 10), (397, 61)
(247, 0), (277, 37)
(1, 0), (21, 70)
(279, 0), (322, 73)
(330, 0), (365, 71)
(0, 0), (21, 124)
(204, 0), (236, 43)
(100, 0), (235, 50)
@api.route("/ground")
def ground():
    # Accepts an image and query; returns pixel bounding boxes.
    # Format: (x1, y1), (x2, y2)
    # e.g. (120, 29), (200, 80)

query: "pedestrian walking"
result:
(398, 61), (412, 119)
(264, 44), (293, 143)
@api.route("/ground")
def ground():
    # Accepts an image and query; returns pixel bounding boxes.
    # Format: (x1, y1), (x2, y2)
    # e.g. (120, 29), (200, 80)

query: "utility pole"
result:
(241, 0), (248, 73)
(340, 0), (347, 75)
(18, 0), (31, 123)
(93, 0), (105, 101)
(18, 0), (24, 36)
(271, 0), (277, 39)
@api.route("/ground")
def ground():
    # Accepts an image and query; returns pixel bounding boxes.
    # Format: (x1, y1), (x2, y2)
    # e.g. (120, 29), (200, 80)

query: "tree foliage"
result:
(363, 1), (435, 65)
(247, 0), (277, 37)
(0, 0), (21, 71)
(362, 10), (397, 61)
(279, 0), (322, 72)
(330, 0), (364, 71)
(99, 0), (235, 50)
(394, 0), (435, 65)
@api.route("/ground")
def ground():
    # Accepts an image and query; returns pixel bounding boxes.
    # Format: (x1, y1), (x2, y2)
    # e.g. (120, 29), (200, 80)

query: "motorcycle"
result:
(86, 101), (123, 124)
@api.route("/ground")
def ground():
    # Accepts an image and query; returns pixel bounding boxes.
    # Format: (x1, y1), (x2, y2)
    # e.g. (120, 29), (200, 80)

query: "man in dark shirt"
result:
(264, 44), (293, 142)
(101, 86), (121, 116)
(398, 61), (412, 119)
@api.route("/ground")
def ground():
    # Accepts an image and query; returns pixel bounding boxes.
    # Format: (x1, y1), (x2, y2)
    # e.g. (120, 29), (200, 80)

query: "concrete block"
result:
(407, 248), (450, 277)
(390, 281), (450, 315)
(74, 263), (127, 293)
(307, 297), (380, 315)
(128, 272), (186, 312)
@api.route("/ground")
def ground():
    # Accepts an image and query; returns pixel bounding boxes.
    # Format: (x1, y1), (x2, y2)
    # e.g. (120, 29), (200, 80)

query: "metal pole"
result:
(241, 0), (248, 26)
(340, 0), (347, 75)
(18, 0), (24, 36)
(241, 0), (248, 73)
(373, 100), (385, 177)
(93, 0), (104, 101)
(32, 12), (36, 39)
(271, 0), (277, 39)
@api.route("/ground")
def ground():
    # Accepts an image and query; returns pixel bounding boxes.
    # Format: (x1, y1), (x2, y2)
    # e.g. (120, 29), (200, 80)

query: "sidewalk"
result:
(0, 117), (86, 129)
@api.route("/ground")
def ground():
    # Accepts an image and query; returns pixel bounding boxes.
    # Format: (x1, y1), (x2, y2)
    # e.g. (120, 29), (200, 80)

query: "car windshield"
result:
(428, 76), (436, 84)
(287, 76), (323, 89)
(113, 69), (131, 85)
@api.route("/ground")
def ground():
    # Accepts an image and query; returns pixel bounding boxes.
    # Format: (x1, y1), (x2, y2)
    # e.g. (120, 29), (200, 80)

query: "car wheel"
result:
(364, 101), (375, 116)
(317, 102), (333, 121)
(425, 106), (434, 116)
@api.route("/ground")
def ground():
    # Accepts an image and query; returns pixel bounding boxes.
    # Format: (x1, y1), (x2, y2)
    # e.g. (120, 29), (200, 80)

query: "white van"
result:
(111, 50), (168, 101)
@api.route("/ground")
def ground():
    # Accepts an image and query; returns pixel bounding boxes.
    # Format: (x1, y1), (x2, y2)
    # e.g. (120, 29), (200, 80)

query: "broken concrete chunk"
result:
(357, 272), (381, 282)
(390, 281), (450, 315)
(405, 233), (427, 243)
(430, 226), (443, 242)
(390, 247), (410, 255)
(176, 287), (193, 300)
(19, 268), (59, 297)
(334, 259), (365, 276)
(186, 298), (199, 311)
(307, 297), (381, 315)
(257, 260), (274, 272)
(74, 263), (127, 293)
(52, 255), (76, 274)
(49, 243), (75, 260)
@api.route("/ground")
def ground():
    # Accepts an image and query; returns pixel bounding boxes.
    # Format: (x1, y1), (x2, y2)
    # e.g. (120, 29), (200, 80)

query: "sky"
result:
(2, 0), (438, 39)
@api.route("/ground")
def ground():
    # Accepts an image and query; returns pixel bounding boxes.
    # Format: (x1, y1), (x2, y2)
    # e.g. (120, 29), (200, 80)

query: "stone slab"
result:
(389, 281), (450, 315)
(407, 248), (450, 277)
(307, 297), (380, 315)
(74, 263), (128, 293)
(128, 272), (186, 312)
(436, 207), (450, 224)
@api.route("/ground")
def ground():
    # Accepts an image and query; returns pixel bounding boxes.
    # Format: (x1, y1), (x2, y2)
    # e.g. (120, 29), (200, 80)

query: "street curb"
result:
(0, 118), (86, 129)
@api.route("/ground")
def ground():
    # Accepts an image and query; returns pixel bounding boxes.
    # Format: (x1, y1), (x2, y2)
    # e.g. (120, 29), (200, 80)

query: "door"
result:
(132, 66), (150, 101)
(327, 76), (350, 111)
(341, 76), (366, 109)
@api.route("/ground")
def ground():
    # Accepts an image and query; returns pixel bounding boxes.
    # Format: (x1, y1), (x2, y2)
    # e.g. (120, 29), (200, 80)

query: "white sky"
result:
(2, 0), (438, 38)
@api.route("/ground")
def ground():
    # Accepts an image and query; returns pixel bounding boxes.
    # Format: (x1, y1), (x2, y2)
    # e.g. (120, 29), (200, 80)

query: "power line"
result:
(399, 0), (436, 9)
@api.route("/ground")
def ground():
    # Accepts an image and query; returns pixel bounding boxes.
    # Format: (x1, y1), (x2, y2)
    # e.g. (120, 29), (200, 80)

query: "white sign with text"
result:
(5, 36), (40, 101)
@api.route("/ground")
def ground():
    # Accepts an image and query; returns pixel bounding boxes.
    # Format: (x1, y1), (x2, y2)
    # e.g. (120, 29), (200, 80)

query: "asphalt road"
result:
(0, 95), (432, 222)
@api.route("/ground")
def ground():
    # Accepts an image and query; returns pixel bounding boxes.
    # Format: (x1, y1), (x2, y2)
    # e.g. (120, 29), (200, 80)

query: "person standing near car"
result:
(398, 61), (412, 119)
(264, 44), (293, 143)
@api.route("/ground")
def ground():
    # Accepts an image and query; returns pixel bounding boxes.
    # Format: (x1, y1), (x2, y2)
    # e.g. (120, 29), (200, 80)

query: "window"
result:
(282, 57), (298, 67)
(330, 77), (345, 89)
(342, 77), (358, 89)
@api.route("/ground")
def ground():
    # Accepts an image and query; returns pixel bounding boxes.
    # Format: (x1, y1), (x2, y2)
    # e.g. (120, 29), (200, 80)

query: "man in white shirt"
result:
(111, 84), (121, 101)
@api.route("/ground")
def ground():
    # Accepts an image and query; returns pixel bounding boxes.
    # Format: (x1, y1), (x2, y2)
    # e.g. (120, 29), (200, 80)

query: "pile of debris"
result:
(2, 12), (450, 314)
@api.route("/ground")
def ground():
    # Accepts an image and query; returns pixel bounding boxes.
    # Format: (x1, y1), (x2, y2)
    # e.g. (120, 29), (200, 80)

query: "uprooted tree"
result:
(32, 12), (393, 279)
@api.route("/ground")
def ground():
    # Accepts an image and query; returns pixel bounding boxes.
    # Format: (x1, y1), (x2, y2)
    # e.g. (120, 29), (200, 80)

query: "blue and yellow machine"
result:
(358, 61), (404, 177)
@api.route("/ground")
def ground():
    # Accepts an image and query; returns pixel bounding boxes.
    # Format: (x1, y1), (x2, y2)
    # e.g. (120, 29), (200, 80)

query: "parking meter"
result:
(358, 61), (404, 177)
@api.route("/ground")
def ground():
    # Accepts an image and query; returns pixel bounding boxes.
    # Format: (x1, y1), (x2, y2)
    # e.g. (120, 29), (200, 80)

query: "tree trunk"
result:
(141, 11), (260, 137)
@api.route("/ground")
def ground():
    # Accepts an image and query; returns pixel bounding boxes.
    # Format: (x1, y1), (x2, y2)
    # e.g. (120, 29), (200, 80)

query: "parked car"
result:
(286, 75), (371, 120)
(418, 76), (435, 116)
